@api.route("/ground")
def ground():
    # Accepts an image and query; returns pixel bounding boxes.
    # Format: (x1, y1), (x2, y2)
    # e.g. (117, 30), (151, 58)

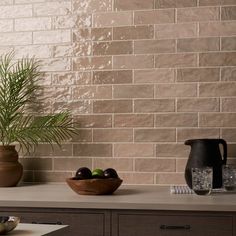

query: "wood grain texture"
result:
(66, 178), (123, 195)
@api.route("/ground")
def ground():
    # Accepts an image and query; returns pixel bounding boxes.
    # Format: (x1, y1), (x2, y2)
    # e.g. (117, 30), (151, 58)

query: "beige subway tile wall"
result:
(3, 0), (235, 185)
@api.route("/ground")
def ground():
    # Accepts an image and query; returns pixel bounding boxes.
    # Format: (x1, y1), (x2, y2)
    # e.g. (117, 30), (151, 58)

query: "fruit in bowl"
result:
(66, 167), (122, 195)
(104, 168), (119, 178)
(75, 167), (92, 180)
(92, 168), (104, 179)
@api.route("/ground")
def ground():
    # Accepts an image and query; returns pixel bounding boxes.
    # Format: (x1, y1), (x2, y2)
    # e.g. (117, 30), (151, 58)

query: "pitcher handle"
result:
(219, 139), (227, 165)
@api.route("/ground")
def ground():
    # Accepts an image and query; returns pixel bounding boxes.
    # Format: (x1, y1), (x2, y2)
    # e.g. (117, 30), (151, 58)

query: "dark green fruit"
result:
(104, 168), (118, 179)
(75, 167), (92, 180)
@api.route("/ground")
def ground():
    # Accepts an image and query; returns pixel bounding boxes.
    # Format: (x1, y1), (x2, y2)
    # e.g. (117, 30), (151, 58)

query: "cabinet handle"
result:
(160, 225), (191, 230)
(32, 221), (62, 225)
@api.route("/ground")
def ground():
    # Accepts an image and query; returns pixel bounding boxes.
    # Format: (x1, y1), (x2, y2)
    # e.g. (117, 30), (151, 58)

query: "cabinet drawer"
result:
(0, 208), (110, 236)
(112, 211), (233, 236)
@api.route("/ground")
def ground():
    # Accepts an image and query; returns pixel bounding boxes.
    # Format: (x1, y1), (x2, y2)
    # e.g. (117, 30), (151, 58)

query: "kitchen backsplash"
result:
(2, 0), (236, 184)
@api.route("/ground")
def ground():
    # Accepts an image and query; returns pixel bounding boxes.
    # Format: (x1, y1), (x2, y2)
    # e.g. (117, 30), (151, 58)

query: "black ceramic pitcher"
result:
(184, 139), (227, 189)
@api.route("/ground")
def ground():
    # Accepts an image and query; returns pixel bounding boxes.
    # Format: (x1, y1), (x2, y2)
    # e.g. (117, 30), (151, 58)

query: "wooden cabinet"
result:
(112, 210), (234, 236)
(0, 207), (110, 236)
(0, 207), (235, 236)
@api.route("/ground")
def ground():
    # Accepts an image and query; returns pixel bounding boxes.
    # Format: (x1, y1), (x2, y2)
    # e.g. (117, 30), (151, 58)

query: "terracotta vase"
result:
(0, 145), (23, 187)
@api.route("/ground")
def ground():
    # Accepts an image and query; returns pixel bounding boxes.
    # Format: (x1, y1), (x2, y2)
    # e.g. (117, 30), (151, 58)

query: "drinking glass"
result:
(222, 165), (236, 191)
(191, 167), (213, 195)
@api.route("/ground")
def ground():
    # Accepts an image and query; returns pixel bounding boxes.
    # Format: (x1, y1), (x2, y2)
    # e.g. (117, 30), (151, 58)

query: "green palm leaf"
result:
(0, 52), (77, 153)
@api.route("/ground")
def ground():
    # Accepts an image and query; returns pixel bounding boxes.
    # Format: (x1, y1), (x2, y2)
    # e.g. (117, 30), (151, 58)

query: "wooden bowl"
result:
(66, 178), (123, 195)
(0, 216), (20, 235)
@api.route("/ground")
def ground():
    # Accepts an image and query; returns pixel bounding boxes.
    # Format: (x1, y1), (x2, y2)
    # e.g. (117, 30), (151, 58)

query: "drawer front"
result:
(0, 208), (109, 236)
(114, 213), (158, 236)
(158, 215), (233, 236)
(112, 211), (233, 236)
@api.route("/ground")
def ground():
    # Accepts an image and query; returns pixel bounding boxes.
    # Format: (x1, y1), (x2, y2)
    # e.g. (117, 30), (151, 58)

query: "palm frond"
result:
(14, 112), (77, 150)
(0, 52), (77, 153)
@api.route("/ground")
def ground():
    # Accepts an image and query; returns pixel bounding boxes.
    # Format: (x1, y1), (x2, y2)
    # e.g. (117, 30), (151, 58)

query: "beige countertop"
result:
(0, 183), (236, 212)
(8, 223), (68, 236)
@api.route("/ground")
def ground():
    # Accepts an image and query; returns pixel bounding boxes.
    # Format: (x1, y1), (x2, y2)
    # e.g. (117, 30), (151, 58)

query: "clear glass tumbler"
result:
(222, 165), (236, 191)
(191, 167), (213, 195)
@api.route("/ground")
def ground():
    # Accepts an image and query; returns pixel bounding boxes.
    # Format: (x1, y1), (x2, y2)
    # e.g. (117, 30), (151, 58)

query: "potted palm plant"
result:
(0, 52), (77, 187)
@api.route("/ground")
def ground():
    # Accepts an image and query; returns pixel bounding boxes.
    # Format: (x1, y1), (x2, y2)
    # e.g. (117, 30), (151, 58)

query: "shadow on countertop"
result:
(114, 189), (143, 195)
